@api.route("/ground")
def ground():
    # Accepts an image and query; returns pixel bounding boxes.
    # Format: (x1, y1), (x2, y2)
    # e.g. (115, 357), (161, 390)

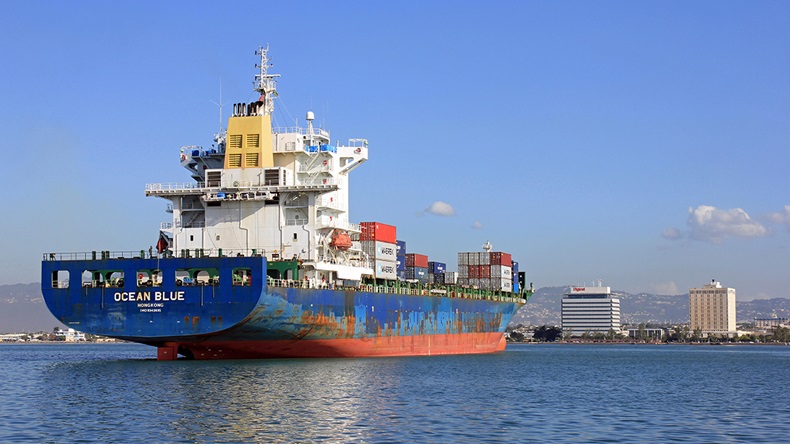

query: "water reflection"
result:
(3, 343), (788, 442)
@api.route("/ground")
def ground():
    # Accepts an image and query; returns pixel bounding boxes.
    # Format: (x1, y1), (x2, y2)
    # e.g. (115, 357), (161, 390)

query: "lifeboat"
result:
(330, 231), (352, 250)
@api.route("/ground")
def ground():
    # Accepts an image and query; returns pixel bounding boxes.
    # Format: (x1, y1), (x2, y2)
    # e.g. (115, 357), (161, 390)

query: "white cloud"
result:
(660, 227), (683, 240)
(471, 220), (483, 229)
(649, 281), (679, 295)
(425, 201), (455, 217)
(768, 205), (790, 230)
(687, 205), (768, 243)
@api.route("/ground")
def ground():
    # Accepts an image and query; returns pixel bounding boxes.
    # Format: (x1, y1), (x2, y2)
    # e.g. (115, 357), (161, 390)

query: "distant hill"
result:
(0, 283), (64, 333)
(510, 286), (790, 327)
(2, 283), (789, 333)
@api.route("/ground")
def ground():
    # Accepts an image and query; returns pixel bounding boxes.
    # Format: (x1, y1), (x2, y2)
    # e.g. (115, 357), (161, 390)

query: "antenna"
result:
(254, 45), (281, 116)
(209, 77), (224, 133)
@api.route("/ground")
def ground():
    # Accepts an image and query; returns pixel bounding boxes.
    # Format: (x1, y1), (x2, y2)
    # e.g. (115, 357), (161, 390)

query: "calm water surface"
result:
(0, 343), (788, 443)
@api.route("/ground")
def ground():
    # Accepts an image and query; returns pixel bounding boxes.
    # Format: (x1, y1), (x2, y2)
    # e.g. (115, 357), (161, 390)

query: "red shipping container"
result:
(405, 253), (428, 268)
(359, 222), (397, 244)
(489, 252), (512, 266)
(469, 265), (479, 279)
(478, 265), (491, 278)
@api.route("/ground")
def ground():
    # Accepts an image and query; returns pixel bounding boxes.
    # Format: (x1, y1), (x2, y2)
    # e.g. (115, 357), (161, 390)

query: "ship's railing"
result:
(146, 182), (206, 192)
(43, 250), (160, 261)
(273, 126), (329, 138)
(265, 277), (529, 304)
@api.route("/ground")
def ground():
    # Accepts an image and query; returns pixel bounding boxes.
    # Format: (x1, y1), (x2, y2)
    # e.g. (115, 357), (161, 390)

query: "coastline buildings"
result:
(561, 284), (622, 336)
(689, 280), (736, 338)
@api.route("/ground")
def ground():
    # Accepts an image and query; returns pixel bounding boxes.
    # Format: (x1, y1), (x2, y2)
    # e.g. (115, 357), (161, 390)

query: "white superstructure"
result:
(145, 46), (372, 281)
(561, 284), (622, 336)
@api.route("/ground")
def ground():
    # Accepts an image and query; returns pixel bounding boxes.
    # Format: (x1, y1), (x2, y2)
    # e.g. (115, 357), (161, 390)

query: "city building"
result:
(754, 317), (788, 330)
(561, 283), (622, 336)
(689, 280), (736, 338)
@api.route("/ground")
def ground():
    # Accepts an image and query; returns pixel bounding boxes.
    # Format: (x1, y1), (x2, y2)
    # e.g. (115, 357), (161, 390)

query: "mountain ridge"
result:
(2, 283), (789, 333)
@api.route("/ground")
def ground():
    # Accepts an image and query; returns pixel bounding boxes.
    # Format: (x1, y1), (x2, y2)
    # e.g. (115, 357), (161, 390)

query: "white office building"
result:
(562, 284), (622, 336)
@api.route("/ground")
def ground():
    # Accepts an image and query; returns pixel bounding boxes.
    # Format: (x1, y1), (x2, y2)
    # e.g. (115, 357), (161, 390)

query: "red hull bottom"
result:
(156, 332), (508, 360)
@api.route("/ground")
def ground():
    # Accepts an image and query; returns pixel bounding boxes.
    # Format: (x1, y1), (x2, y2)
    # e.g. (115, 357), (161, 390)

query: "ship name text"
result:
(113, 291), (186, 302)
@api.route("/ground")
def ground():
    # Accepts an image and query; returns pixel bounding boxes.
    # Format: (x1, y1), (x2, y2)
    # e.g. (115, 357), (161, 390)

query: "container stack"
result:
(405, 253), (429, 284)
(360, 222), (397, 280)
(457, 251), (514, 291)
(511, 261), (520, 293)
(396, 240), (406, 280)
(428, 261), (446, 284)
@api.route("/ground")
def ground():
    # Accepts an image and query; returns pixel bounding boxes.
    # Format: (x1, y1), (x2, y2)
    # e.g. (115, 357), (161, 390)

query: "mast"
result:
(254, 45), (280, 116)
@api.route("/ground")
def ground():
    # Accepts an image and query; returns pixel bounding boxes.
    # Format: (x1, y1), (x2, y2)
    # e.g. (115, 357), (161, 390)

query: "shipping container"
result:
(373, 259), (397, 280)
(444, 271), (457, 285)
(359, 222), (397, 243)
(458, 266), (468, 278)
(428, 261), (446, 274)
(477, 265), (491, 278)
(479, 252), (491, 265)
(405, 253), (428, 268)
(457, 252), (470, 266)
(405, 266), (429, 283)
(361, 240), (397, 262)
(511, 261), (519, 275)
(489, 252), (512, 266)
(396, 240), (406, 256)
(396, 257), (406, 272)
(491, 277), (513, 292)
(490, 265), (512, 279)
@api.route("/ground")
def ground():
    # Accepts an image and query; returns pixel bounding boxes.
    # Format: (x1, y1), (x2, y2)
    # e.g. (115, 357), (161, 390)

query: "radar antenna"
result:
(482, 241), (492, 253)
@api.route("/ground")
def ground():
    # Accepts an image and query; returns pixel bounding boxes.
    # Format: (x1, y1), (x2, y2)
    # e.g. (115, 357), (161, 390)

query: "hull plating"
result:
(42, 256), (524, 359)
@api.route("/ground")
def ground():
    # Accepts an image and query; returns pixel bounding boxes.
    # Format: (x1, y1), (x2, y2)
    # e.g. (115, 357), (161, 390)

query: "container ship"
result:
(41, 46), (532, 360)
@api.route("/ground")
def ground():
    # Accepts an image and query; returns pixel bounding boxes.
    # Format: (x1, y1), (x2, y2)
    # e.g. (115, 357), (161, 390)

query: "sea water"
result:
(0, 343), (787, 443)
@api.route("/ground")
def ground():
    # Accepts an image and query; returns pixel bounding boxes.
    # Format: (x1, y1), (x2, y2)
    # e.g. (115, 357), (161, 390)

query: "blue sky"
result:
(2, 1), (788, 300)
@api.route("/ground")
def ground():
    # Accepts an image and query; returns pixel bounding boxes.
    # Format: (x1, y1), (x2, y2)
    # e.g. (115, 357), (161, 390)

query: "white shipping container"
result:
(374, 259), (398, 280)
(478, 278), (491, 290)
(361, 240), (397, 262)
(458, 265), (469, 278)
(490, 265), (512, 279)
(492, 277), (513, 292)
(444, 271), (458, 284)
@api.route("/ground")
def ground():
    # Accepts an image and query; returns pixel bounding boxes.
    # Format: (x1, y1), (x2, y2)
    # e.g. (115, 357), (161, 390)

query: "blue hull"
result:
(41, 256), (525, 359)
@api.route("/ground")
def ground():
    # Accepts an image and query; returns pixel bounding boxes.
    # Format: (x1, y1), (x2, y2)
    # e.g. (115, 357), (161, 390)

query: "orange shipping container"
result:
(359, 222), (397, 244)
(405, 253), (429, 268)
(489, 252), (512, 266)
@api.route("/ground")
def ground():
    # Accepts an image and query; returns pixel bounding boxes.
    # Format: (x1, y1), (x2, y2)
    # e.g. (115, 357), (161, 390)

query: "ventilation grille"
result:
(228, 154), (242, 168)
(245, 153), (259, 167)
(246, 133), (260, 148)
(229, 135), (242, 149)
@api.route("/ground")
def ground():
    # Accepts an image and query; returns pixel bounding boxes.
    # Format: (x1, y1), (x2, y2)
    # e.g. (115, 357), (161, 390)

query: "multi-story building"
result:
(689, 280), (736, 338)
(561, 284), (622, 336)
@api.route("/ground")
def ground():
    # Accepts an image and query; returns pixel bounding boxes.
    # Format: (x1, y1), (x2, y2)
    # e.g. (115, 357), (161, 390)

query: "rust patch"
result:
(192, 316), (199, 328)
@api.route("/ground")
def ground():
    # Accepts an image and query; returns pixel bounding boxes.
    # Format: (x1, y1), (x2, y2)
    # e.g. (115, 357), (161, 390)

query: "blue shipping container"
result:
(428, 262), (446, 273)
(511, 261), (519, 274)
(396, 240), (406, 255)
(405, 266), (429, 283)
(396, 258), (406, 272)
